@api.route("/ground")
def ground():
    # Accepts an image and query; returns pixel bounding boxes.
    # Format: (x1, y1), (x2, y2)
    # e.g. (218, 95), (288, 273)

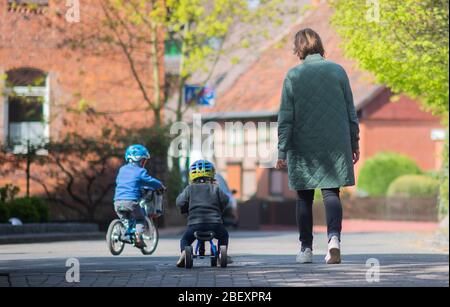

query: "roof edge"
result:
(202, 110), (278, 121)
(204, 84), (386, 121)
(356, 85), (386, 111)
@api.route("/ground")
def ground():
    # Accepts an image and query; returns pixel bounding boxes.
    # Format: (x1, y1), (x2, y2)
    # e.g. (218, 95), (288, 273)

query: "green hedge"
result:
(31, 197), (50, 223)
(2, 197), (50, 223)
(0, 203), (9, 223)
(439, 131), (449, 218)
(358, 152), (422, 196)
(387, 175), (440, 198)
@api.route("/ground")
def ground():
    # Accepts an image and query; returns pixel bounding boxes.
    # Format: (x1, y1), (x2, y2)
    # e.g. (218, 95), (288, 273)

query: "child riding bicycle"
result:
(176, 159), (230, 267)
(114, 144), (165, 248)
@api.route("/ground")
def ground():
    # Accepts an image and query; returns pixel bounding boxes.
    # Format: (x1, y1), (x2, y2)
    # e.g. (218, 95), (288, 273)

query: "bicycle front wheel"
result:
(140, 217), (159, 255)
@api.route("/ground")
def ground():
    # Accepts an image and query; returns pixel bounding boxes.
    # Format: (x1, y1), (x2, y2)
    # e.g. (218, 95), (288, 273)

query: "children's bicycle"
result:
(183, 231), (228, 269)
(106, 189), (164, 256)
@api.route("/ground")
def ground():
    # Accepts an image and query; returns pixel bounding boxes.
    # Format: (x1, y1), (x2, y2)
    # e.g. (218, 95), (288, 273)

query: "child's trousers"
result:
(114, 200), (146, 234)
(180, 223), (229, 252)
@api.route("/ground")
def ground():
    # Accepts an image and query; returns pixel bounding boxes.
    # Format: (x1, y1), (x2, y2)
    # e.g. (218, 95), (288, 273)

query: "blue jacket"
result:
(114, 163), (163, 201)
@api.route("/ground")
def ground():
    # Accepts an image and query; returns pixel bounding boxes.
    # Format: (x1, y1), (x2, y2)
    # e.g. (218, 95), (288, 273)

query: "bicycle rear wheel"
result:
(140, 217), (159, 255)
(106, 219), (125, 256)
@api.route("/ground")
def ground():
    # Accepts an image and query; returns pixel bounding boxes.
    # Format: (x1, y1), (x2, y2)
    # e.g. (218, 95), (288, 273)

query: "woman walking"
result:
(276, 28), (360, 264)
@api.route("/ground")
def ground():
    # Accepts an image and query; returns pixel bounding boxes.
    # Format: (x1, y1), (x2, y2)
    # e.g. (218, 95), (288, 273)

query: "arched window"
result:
(3, 67), (49, 153)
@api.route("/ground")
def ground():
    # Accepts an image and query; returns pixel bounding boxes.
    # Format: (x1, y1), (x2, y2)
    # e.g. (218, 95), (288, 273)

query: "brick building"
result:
(200, 3), (445, 201)
(0, 1), (161, 215)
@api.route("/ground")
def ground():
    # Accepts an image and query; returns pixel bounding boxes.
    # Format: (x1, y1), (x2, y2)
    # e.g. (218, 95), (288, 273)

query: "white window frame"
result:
(3, 75), (50, 154)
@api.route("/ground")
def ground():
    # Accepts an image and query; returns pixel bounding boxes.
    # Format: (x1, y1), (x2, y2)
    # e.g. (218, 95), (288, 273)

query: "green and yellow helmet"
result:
(189, 160), (215, 182)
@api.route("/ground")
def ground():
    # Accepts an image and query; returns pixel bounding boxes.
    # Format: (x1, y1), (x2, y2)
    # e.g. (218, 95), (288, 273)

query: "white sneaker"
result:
(296, 248), (313, 263)
(325, 236), (341, 264)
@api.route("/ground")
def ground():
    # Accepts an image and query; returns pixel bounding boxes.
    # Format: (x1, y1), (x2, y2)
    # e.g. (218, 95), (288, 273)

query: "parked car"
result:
(215, 173), (239, 228)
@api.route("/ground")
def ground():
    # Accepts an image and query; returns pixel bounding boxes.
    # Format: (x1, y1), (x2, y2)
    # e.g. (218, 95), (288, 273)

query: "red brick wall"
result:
(360, 120), (443, 171)
(255, 167), (268, 199)
(0, 0), (162, 142)
(362, 88), (438, 121)
(0, 1), (164, 202)
(358, 89), (444, 172)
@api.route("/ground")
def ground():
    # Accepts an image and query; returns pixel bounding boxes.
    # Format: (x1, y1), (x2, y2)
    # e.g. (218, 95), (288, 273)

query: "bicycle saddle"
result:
(194, 231), (215, 241)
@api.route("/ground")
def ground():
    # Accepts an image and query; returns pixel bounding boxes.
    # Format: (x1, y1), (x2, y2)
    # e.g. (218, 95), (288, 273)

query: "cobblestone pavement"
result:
(0, 231), (448, 287)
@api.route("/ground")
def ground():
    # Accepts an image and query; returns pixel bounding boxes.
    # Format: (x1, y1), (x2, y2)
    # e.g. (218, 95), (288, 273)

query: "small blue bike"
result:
(183, 231), (228, 269)
(106, 189), (163, 256)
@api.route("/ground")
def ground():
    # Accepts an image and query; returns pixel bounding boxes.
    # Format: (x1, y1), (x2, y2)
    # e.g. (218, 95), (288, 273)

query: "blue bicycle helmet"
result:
(125, 144), (150, 163)
(189, 159), (215, 182)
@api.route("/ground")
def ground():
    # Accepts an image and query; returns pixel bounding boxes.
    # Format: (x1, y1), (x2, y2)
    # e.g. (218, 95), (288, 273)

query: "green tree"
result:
(51, 0), (289, 124)
(330, 0), (449, 213)
(161, 0), (287, 121)
(98, 0), (290, 188)
(330, 0), (449, 116)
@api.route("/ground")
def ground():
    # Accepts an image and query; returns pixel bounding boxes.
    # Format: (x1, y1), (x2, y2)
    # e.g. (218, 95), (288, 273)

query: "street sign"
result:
(184, 85), (216, 106)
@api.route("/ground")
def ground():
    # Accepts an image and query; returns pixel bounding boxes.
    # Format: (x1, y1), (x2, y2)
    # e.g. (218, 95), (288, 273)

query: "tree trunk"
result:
(151, 22), (162, 126)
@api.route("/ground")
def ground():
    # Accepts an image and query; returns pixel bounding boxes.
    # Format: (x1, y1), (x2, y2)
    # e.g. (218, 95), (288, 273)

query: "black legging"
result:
(296, 188), (342, 250)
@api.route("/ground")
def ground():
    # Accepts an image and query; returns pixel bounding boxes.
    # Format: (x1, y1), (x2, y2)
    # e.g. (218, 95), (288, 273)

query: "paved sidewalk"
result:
(0, 231), (448, 287)
(261, 219), (440, 233)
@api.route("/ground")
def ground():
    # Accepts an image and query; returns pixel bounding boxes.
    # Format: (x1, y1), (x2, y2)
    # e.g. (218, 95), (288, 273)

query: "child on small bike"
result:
(114, 144), (165, 248)
(176, 160), (230, 267)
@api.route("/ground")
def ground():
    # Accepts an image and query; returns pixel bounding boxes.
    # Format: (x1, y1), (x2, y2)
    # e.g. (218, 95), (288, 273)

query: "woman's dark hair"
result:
(293, 28), (325, 60)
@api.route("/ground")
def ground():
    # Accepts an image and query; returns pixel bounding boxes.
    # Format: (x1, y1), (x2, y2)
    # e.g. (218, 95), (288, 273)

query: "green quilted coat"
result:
(277, 54), (360, 190)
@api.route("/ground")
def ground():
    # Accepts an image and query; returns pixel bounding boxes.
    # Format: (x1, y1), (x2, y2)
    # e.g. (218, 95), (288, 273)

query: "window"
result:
(8, 0), (48, 14)
(257, 123), (271, 143)
(269, 169), (284, 196)
(3, 68), (49, 154)
(226, 125), (244, 147)
(208, 37), (223, 51)
(164, 39), (182, 74)
(247, 0), (260, 10)
(164, 39), (181, 57)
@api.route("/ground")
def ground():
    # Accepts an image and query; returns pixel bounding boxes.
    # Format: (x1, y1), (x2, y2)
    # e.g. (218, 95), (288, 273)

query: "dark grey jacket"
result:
(176, 183), (230, 226)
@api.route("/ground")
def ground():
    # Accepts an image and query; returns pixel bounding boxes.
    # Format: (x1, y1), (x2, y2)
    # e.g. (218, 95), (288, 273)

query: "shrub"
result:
(439, 131), (449, 218)
(6, 199), (39, 223)
(0, 202), (9, 223)
(387, 175), (440, 198)
(358, 152), (422, 196)
(6, 197), (49, 223)
(28, 197), (50, 223)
